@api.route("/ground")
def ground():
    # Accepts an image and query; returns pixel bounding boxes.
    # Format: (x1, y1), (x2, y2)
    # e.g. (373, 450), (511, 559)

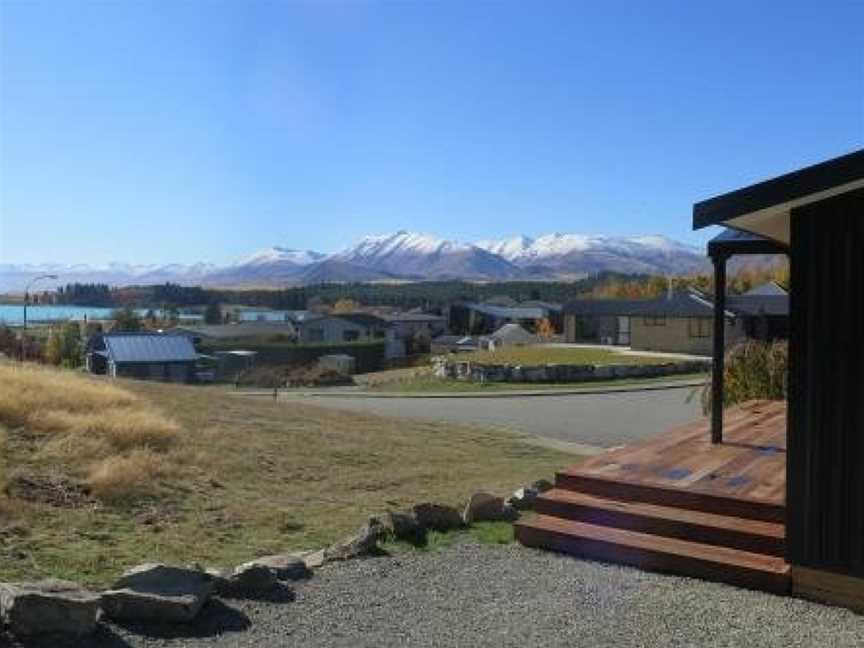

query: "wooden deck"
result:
(516, 400), (791, 593)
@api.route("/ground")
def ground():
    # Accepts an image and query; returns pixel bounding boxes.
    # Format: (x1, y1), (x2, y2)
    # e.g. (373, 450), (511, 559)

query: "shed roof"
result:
(104, 333), (197, 363)
(564, 291), (729, 319)
(490, 323), (539, 344)
(169, 322), (296, 340)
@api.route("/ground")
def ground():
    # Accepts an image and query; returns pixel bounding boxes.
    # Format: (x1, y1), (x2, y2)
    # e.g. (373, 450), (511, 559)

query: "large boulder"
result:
(324, 518), (386, 562)
(411, 503), (464, 532)
(223, 562), (277, 592)
(462, 492), (518, 524)
(101, 563), (214, 623)
(380, 511), (427, 545)
(0, 579), (100, 637)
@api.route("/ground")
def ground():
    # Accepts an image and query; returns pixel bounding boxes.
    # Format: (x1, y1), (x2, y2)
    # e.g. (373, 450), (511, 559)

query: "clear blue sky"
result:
(1, 1), (862, 265)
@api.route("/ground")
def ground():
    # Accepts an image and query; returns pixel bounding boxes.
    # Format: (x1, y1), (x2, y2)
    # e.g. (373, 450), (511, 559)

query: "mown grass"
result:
(381, 521), (515, 555)
(0, 363), (576, 586)
(452, 346), (665, 366)
(368, 373), (708, 394)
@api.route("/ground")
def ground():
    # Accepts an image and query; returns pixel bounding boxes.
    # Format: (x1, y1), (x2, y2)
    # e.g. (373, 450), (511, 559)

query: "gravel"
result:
(6, 540), (864, 647)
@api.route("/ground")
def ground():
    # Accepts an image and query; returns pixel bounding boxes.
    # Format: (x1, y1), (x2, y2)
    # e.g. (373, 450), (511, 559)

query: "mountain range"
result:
(0, 231), (712, 291)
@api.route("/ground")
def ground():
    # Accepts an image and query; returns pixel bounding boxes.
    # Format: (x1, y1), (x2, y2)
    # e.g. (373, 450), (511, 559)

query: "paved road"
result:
(292, 385), (703, 449)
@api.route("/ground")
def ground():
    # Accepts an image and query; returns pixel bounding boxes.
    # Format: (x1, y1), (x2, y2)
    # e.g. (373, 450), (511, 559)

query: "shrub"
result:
(699, 340), (787, 414)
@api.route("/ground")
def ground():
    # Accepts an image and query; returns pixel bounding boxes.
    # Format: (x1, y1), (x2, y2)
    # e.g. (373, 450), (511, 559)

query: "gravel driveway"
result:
(22, 540), (864, 648)
(294, 385), (702, 448)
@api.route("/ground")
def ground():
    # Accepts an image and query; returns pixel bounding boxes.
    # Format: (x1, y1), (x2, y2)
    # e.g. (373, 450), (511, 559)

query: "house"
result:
(295, 313), (390, 345)
(236, 308), (314, 323)
(563, 283), (788, 355)
(381, 312), (447, 354)
(85, 332), (198, 383)
(448, 302), (561, 335)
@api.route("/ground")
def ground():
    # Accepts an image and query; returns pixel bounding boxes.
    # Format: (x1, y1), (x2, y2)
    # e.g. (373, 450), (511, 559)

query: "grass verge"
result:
(0, 363), (575, 586)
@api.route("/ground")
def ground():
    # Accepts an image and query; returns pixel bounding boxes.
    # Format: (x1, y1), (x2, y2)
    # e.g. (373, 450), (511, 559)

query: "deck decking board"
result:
(518, 400), (789, 593)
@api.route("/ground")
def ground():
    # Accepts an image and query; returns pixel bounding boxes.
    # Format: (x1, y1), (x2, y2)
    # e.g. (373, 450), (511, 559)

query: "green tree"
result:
(204, 302), (222, 325)
(44, 322), (82, 367)
(111, 307), (142, 332)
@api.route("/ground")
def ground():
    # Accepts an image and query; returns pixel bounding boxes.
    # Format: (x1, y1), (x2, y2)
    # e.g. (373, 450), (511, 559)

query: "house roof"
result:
(169, 322), (296, 340)
(103, 333), (198, 363)
(466, 303), (547, 320)
(707, 228), (788, 258)
(381, 313), (446, 323)
(727, 294), (789, 317)
(565, 289), (788, 319)
(743, 282), (788, 297)
(564, 291), (731, 319)
(331, 313), (390, 327)
(693, 149), (864, 244)
(490, 323), (538, 344)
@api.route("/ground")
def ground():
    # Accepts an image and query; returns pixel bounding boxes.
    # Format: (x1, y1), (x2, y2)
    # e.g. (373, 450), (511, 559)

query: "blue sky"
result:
(1, 1), (862, 265)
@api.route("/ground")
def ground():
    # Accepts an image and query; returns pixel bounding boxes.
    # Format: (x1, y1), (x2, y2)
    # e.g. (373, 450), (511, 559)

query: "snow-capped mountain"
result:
(475, 233), (706, 275)
(331, 231), (520, 280)
(0, 230), (713, 291)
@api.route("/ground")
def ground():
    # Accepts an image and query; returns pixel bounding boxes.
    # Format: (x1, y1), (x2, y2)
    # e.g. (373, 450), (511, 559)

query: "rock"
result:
(531, 479), (554, 493)
(411, 502), (464, 532)
(380, 511), (427, 544)
(324, 518), (385, 561)
(0, 579), (100, 636)
(302, 549), (326, 569)
(506, 487), (539, 511)
(101, 563), (214, 623)
(226, 562), (278, 591)
(246, 554), (311, 581)
(462, 492), (518, 524)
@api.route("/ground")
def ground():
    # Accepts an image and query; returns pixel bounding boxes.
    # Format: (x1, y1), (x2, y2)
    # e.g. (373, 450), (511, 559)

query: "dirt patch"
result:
(4, 473), (96, 508)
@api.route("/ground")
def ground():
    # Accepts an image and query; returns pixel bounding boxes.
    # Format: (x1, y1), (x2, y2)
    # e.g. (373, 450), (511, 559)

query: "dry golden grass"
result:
(0, 362), (577, 586)
(0, 363), (182, 501)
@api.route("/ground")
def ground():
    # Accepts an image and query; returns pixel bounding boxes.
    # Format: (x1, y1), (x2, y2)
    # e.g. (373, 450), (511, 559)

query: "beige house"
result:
(563, 288), (786, 356)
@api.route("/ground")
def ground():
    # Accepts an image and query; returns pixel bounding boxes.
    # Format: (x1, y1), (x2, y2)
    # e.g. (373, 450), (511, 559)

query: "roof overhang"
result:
(693, 149), (864, 245)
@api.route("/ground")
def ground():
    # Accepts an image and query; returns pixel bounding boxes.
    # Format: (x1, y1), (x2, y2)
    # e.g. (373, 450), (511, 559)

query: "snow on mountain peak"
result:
(240, 246), (324, 267)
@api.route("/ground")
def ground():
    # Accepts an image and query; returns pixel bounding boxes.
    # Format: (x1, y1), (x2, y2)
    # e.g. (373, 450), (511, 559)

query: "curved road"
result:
(291, 385), (703, 449)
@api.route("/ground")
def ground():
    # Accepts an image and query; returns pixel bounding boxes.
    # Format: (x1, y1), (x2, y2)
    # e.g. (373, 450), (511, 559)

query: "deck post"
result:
(711, 252), (728, 444)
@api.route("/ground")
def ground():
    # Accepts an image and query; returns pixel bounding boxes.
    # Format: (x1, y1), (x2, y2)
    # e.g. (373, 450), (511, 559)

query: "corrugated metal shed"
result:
(104, 333), (197, 363)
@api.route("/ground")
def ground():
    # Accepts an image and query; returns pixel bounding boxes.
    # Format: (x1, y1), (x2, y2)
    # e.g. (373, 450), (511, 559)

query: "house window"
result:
(343, 330), (360, 342)
(643, 316), (666, 327)
(688, 318), (712, 338)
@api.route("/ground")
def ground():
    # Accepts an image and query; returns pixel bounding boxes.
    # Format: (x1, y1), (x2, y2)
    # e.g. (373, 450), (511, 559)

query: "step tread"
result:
(537, 489), (785, 538)
(555, 469), (785, 522)
(517, 514), (790, 574)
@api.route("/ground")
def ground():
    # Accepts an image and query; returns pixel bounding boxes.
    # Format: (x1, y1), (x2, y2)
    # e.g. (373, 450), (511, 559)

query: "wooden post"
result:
(711, 253), (727, 444)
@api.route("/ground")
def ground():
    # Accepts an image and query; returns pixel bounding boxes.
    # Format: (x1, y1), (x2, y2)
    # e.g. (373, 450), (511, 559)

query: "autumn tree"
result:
(44, 322), (82, 367)
(111, 306), (142, 332)
(535, 317), (555, 340)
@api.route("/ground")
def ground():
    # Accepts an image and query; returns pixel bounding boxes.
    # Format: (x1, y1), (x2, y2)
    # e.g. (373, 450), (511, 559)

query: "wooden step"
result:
(535, 489), (785, 556)
(555, 469), (785, 523)
(515, 515), (791, 594)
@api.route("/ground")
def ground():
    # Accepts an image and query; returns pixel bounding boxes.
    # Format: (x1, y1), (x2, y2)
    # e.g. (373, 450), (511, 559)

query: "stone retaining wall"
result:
(432, 358), (710, 384)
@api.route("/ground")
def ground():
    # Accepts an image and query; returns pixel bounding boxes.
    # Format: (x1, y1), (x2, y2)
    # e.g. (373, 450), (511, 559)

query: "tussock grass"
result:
(699, 340), (788, 413)
(0, 363), (182, 501)
(0, 362), (576, 586)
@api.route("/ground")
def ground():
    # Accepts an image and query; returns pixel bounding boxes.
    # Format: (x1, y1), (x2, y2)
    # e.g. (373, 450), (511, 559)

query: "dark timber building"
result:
(694, 148), (864, 609)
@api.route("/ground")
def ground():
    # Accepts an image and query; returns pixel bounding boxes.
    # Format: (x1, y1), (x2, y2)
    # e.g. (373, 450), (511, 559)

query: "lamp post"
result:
(23, 274), (59, 330)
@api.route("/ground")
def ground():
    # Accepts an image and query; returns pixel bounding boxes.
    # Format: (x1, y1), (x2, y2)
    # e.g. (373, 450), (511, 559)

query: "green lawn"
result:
(0, 366), (577, 586)
(452, 346), (667, 366)
(368, 372), (708, 394)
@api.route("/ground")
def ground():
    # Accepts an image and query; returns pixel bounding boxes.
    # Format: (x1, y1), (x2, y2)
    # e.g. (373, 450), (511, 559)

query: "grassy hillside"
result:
(0, 363), (576, 586)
